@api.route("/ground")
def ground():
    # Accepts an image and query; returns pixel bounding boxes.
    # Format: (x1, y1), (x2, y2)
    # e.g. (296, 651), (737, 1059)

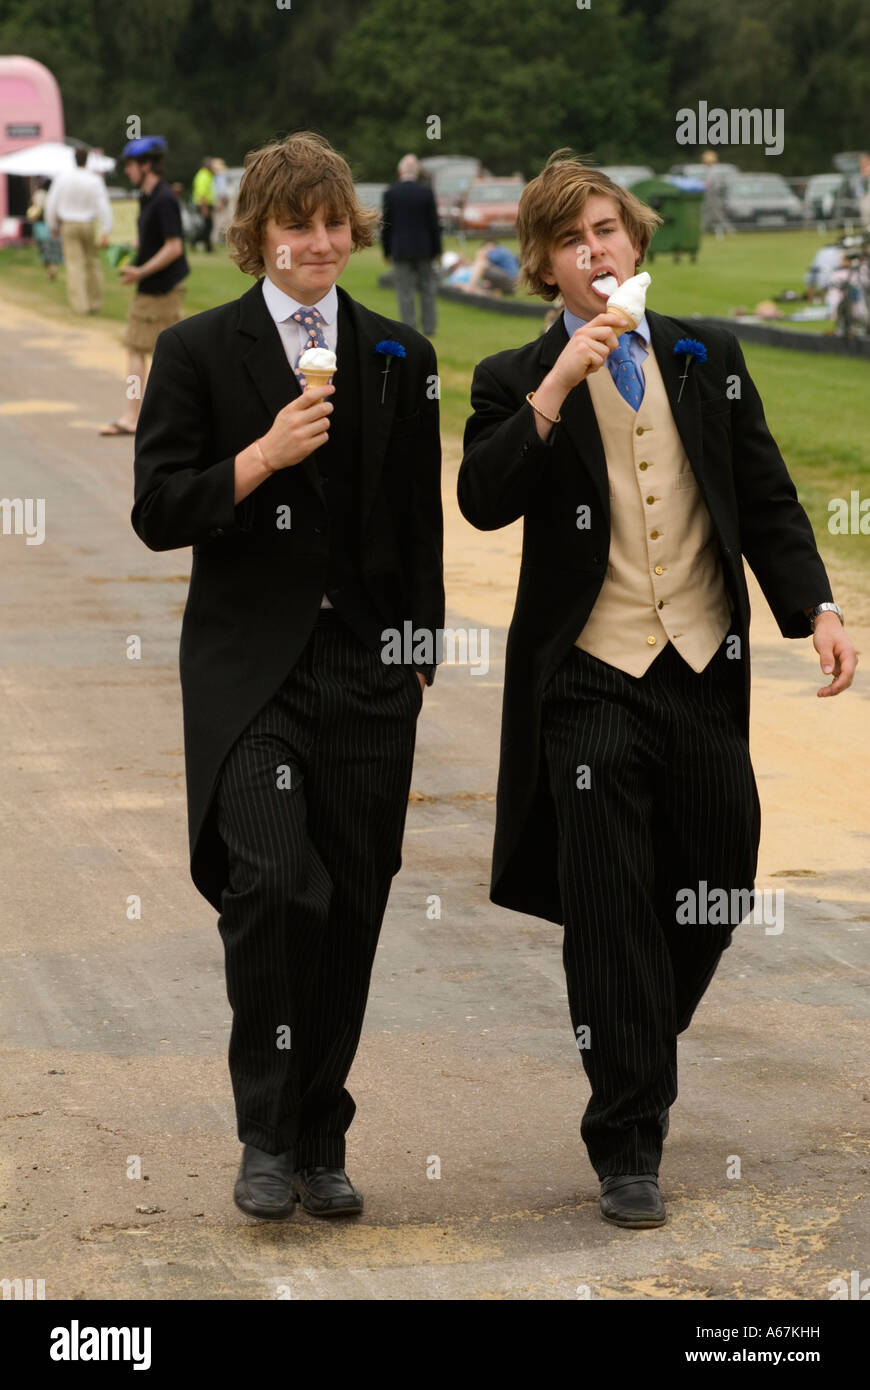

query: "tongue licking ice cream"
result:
(592, 273), (619, 298)
(605, 271), (651, 332)
(298, 346), (337, 388)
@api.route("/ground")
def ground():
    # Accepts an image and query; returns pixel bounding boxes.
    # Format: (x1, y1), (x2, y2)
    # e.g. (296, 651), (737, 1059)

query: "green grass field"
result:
(2, 225), (867, 585)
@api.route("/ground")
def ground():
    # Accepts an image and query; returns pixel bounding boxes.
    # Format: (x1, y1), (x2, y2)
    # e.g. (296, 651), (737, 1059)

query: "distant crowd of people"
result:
(24, 147), (232, 318)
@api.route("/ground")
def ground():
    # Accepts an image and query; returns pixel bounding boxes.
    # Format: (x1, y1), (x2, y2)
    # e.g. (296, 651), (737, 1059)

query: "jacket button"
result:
(314, 526), (323, 535)
(592, 553), (602, 565)
(522, 442), (531, 454)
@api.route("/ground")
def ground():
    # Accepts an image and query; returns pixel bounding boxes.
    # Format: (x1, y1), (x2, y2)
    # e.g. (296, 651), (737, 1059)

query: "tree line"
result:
(1, 0), (867, 188)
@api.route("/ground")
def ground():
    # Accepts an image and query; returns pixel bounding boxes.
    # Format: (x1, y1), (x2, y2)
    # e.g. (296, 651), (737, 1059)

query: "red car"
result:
(459, 177), (525, 236)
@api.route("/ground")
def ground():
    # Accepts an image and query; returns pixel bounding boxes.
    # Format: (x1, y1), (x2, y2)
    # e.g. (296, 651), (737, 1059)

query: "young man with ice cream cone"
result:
(132, 131), (443, 1222)
(459, 151), (856, 1229)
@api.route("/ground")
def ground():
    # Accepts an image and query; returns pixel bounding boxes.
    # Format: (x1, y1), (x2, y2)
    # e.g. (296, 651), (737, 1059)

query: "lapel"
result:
(236, 280), (399, 530)
(536, 306), (707, 518)
(644, 309), (705, 481)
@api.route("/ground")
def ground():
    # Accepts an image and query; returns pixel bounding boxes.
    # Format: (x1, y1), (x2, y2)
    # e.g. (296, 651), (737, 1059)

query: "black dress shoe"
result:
(234, 1144), (297, 1220)
(293, 1167), (363, 1216)
(600, 1173), (666, 1228)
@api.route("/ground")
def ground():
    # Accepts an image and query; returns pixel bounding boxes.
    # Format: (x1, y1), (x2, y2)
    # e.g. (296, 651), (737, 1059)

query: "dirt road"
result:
(1, 297), (867, 1300)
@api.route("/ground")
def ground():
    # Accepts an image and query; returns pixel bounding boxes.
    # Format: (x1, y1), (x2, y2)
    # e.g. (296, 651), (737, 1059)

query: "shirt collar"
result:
(562, 304), (649, 347)
(140, 178), (165, 203)
(262, 276), (338, 326)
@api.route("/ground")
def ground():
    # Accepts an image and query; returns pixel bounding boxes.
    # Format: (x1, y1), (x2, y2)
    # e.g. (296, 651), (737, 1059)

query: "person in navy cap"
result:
(100, 137), (189, 436)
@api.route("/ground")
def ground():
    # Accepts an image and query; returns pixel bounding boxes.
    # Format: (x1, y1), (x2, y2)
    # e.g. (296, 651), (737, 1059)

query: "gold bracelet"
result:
(254, 438), (276, 474)
(526, 390), (561, 425)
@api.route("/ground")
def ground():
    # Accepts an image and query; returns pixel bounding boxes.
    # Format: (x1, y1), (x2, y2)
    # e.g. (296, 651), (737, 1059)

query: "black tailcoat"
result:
(458, 309), (832, 925)
(132, 280), (444, 911)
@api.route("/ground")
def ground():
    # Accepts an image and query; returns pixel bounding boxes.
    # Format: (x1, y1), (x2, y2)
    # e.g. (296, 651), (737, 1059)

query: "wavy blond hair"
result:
(518, 150), (663, 301)
(227, 131), (378, 278)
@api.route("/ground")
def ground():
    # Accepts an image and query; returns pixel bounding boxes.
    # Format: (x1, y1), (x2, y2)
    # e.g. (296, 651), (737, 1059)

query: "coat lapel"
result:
(645, 309), (705, 479)
(336, 286), (399, 532)
(236, 280), (324, 506)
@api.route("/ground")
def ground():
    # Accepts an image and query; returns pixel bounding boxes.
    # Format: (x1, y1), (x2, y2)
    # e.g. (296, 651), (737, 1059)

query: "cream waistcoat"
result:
(576, 341), (731, 676)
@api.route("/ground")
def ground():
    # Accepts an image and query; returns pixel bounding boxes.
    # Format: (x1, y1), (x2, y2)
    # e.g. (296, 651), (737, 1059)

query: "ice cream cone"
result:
(302, 367), (335, 390)
(607, 307), (638, 333)
(604, 271), (650, 334)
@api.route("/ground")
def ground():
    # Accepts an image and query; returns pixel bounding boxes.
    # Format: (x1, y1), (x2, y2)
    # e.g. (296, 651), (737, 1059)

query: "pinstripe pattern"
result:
(214, 609), (421, 1166)
(541, 636), (760, 1178)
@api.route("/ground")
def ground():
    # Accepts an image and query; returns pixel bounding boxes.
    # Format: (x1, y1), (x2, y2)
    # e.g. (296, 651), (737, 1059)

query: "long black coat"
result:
(132, 280), (444, 912)
(458, 309), (832, 926)
(381, 179), (443, 261)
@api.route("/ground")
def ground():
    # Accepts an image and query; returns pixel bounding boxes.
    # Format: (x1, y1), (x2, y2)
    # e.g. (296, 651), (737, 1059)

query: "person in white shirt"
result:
(45, 148), (113, 314)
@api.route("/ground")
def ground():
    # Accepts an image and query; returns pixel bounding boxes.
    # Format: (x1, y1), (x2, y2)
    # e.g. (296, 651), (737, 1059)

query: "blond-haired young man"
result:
(459, 152), (855, 1228)
(132, 132), (443, 1221)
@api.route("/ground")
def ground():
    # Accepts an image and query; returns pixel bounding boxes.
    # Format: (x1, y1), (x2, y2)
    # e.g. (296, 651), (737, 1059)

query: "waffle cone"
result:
(302, 367), (335, 389)
(606, 305), (638, 332)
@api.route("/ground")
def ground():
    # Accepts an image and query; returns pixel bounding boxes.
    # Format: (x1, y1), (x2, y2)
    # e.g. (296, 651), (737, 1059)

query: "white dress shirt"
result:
(262, 275), (338, 365)
(45, 168), (113, 236)
(261, 276), (339, 608)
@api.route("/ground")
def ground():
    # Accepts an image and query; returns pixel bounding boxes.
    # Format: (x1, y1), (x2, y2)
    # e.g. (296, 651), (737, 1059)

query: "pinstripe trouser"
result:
(214, 609), (422, 1165)
(541, 636), (760, 1179)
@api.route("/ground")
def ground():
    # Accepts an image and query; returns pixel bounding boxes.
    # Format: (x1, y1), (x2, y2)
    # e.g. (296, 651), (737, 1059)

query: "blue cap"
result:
(122, 136), (167, 159)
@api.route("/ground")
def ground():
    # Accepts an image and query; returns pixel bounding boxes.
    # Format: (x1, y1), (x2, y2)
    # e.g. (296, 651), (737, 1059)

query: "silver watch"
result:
(809, 602), (844, 627)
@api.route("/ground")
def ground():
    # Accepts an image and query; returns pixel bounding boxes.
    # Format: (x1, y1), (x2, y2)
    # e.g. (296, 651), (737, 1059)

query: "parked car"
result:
(721, 173), (805, 227)
(667, 162), (741, 185)
(353, 181), (388, 211)
(596, 164), (654, 188)
(832, 151), (868, 175)
(459, 176), (525, 235)
(803, 173), (862, 226)
(421, 155), (482, 230)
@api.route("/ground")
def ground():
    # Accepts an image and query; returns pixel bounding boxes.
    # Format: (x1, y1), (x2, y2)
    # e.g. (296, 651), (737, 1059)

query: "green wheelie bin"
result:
(631, 177), (703, 263)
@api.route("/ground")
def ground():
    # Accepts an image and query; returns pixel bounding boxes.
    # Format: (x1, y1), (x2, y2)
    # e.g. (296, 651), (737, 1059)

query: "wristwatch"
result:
(808, 602), (844, 627)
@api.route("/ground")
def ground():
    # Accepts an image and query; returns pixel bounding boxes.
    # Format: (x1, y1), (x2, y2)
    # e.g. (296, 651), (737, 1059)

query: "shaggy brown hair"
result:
(227, 131), (379, 278)
(518, 150), (663, 302)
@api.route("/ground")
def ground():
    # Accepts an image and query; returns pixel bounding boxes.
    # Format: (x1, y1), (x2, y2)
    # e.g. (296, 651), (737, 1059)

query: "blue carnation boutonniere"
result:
(375, 339), (407, 404)
(674, 337), (707, 402)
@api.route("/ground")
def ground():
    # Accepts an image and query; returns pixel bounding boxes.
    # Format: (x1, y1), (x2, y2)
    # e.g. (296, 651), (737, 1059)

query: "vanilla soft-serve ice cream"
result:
(605, 271), (651, 332)
(298, 347), (337, 385)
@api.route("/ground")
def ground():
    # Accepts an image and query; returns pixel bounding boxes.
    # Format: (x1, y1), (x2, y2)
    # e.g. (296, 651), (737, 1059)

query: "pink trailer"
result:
(0, 55), (64, 241)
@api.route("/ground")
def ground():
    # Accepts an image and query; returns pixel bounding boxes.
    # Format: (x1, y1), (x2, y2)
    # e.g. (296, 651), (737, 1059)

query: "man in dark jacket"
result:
(132, 132), (443, 1223)
(459, 153), (856, 1230)
(381, 154), (443, 335)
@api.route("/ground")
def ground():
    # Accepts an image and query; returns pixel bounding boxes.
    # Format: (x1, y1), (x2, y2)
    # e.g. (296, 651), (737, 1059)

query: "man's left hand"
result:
(120, 265), (143, 285)
(813, 613), (857, 696)
(416, 672), (426, 697)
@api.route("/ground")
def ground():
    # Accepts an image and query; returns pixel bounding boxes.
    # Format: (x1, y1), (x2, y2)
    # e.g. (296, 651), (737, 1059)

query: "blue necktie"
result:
(607, 332), (645, 410)
(290, 306), (328, 387)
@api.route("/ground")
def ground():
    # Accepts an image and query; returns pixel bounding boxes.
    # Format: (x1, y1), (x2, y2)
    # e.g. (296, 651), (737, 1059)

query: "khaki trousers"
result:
(60, 220), (102, 314)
